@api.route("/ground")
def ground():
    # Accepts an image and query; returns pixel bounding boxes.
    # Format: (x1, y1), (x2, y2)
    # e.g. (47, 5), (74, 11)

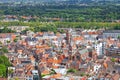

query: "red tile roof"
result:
(42, 70), (50, 75)
(0, 78), (7, 80)
(50, 73), (62, 78)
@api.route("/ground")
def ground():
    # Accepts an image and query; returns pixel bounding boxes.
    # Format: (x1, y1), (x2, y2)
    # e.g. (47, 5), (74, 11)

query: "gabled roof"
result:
(50, 73), (62, 79)
(42, 70), (50, 75)
(112, 73), (120, 80)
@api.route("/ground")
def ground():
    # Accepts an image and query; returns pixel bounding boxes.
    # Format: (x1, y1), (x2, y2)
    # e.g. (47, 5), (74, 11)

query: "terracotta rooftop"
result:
(112, 73), (120, 80)
(0, 78), (7, 80)
(50, 73), (62, 79)
(42, 70), (50, 75)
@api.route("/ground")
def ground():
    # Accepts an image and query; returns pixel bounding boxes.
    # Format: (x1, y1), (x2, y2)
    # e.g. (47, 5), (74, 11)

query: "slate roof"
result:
(103, 30), (120, 33)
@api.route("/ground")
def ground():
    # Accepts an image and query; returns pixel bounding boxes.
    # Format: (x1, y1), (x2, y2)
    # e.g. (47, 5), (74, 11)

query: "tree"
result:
(80, 73), (85, 77)
(0, 27), (16, 33)
(21, 29), (29, 34)
(14, 38), (18, 42)
(117, 36), (120, 40)
(14, 77), (19, 80)
(50, 69), (57, 74)
(0, 41), (2, 45)
(8, 69), (14, 77)
(0, 55), (11, 77)
(0, 64), (6, 77)
(67, 68), (77, 73)
(7, 41), (10, 44)
(0, 46), (8, 53)
(111, 58), (116, 62)
(33, 24), (57, 33)
(0, 55), (11, 67)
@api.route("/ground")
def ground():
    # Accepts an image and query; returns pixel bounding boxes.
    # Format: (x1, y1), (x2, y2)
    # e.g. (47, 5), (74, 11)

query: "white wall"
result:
(95, 43), (103, 56)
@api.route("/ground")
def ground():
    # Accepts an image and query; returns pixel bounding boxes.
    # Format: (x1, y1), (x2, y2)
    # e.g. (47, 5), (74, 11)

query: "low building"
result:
(0, 33), (16, 44)
(106, 47), (120, 58)
(103, 30), (120, 39)
(94, 42), (105, 56)
(8, 26), (29, 32)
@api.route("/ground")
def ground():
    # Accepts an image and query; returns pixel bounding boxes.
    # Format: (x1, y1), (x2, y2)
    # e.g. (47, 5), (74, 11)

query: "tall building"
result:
(95, 42), (105, 56)
(66, 29), (73, 54)
(66, 29), (72, 44)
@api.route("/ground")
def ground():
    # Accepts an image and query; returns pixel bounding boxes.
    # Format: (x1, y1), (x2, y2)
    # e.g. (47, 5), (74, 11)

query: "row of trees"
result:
(55, 22), (120, 29)
(0, 21), (120, 33)
(33, 24), (57, 33)
(0, 4), (120, 22)
(0, 27), (16, 33)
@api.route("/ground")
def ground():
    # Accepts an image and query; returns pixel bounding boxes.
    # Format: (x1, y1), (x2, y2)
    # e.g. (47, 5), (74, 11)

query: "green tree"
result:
(117, 36), (120, 40)
(50, 69), (56, 75)
(21, 29), (29, 34)
(14, 38), (18, 42)
(0, 55), (11, 67)
(111, 58), (116, 62)
(67, 68), (77, 73)
(8, 69), (14, 76)
(0, 64), (6, 77)
(0, 55), (11, 77)
(7, 41), (10, 44)
(0, 46), (8, 53)
(80, 73), (85, 77)
(0, 27), (16, 33)
(14, 77), (19, 80)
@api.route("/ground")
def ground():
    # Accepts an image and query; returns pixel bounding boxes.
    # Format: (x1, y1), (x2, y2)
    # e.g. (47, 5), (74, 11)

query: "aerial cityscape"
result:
(0, 0), (120, 80)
